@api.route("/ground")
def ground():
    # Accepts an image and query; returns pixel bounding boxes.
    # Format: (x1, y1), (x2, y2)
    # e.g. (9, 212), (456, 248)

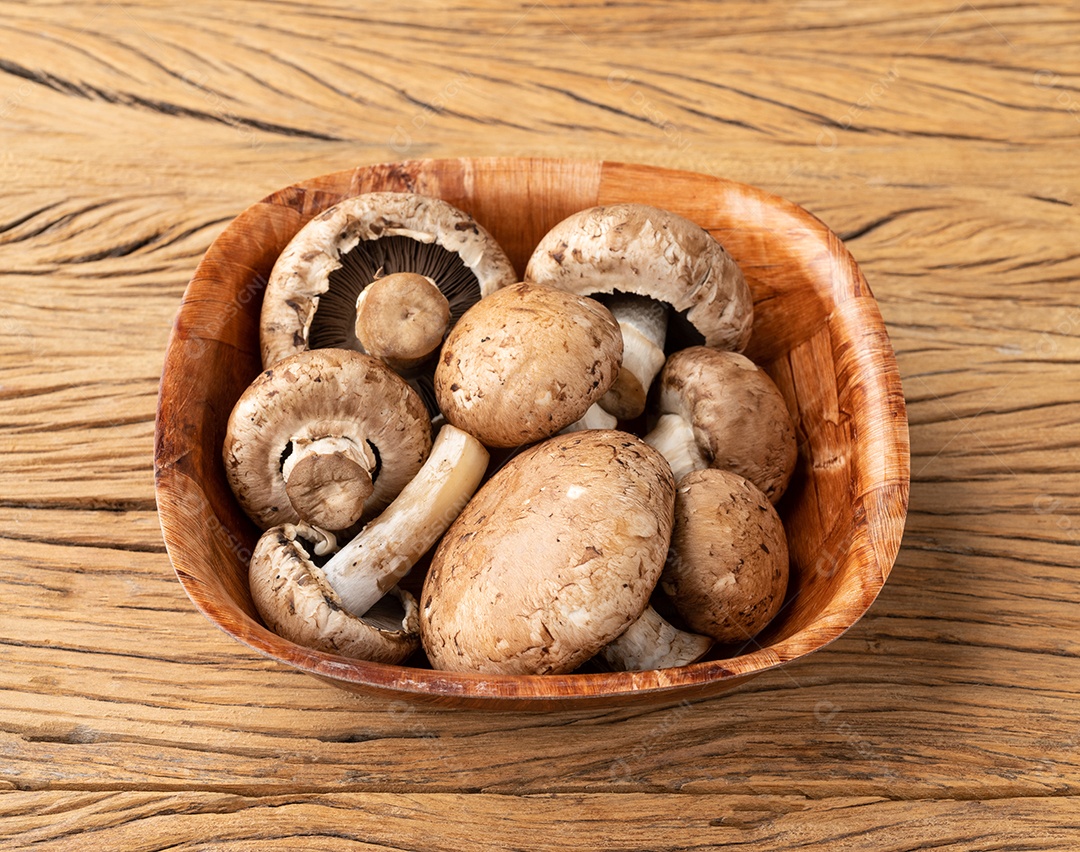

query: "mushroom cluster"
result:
(222, 194), (798, 674)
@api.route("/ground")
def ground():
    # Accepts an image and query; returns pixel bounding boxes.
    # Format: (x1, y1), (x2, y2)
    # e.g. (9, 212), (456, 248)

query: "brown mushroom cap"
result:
(223, 349), (431, 530)
(420, 430), (676, 675)
(524, 203), (753, 352)
(661, 469), (789, 644)
(250, 523), (420, 663)
(654, 346), (798, 503)
(260, 192), (517, 371)
(434, 282), (623, 448)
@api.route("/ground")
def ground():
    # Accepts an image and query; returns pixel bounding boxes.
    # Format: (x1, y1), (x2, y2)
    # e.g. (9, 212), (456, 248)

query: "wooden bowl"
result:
(155, 158), (909, 711)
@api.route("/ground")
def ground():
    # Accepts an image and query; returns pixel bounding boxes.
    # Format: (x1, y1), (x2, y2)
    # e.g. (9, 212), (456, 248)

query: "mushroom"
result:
(317, 423), (489, 617)
(598, 604), (713, 671)
(420, 430), (675, 675)
(249, 522), (421, 664)
(643, 347), (798, 503)
(434, 282), (623, 448)
(223, 348), (431, 531)
(661, 469), (789, 644)
(560, 404), (618, 434)
(525, 203), (753, 419)
(261, 191), (518, 413)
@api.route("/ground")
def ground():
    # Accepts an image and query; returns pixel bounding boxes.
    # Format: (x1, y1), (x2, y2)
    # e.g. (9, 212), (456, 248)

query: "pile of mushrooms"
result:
(222, 193), (798, 673)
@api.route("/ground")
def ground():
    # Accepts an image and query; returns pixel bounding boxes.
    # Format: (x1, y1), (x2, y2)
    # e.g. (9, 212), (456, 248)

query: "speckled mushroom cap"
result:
(658, 347), (798, 503)
(250, 523), (420, 663)
(420, 430), (675, 675)
(223, 348), (431, 530)
(662, 469), (789, 644)
(260, 191), (518, 369)
(524, 203), (753, 352)
(434, 282), (623, 448)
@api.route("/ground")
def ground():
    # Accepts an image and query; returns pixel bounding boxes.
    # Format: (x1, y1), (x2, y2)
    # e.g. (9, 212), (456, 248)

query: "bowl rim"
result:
(155, 156), (910, 707)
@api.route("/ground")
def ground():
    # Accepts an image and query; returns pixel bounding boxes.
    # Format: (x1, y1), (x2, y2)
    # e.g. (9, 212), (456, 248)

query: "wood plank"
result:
(1, 791), (1077, 851)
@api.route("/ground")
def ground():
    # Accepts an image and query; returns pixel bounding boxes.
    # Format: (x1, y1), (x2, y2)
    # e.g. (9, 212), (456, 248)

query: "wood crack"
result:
(0, 58), (342, 140)
(839, 206), (943, 241)
(0, 531), (166, 554)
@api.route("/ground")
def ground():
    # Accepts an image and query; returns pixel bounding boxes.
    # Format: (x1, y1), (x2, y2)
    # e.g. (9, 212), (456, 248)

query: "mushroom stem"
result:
(560, 403), (619, 434)
(599, 293), (669, 420)
(355, 272), (452, 371)
(282, 435), (377, 531)
(600, 605), (713, 671)
(320, 424), (489, 617)
(643, 413), (709, 482)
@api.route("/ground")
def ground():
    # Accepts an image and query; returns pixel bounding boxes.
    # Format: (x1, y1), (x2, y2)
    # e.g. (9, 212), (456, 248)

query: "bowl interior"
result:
(155, 158), (909, 710)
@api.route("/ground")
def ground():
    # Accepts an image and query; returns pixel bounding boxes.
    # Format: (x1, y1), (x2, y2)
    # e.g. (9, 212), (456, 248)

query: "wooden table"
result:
(2, 1), (1077, 848)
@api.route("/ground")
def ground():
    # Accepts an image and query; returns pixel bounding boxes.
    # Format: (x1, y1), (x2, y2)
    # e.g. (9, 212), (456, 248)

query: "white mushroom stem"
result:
(599, 293), (669, 420)
(320, 424), (489, 617)
(281, 435), (377, 531)
(560, 404), (619, 434)
(354, 272), (451, 371)
(249, 523), (420, 664)
(643, 413), (708, 482)
(601, 605), (713, 671)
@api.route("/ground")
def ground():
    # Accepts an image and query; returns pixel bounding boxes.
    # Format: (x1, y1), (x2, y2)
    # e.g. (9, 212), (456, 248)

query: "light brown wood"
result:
(2, 792), (1078, 851)
(2, 0), (1078, 847)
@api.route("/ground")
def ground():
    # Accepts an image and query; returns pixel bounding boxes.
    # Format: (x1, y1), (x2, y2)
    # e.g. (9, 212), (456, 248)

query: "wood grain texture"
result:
(2, 0), (1079, 847)
(2, 792), (1079, 851)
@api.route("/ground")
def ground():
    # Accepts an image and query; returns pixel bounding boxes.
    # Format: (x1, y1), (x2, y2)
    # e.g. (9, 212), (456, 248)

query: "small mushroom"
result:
(644, 347), (798, 504)
(318, 423), (489, 617)
(525, 203), (753, 419)
(249, 522), (420, 663)
(434, 282), (623, 448)
(261, 192), (518, 413)
(223, 349), (431, 531)
(420, 430), (675, 675)
(661, 469), (789, 644)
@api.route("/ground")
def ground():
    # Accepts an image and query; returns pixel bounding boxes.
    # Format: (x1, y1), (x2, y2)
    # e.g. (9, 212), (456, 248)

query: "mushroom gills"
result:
(319, 424), (490, 617)
(598, 293), (669, 420)
(310, 234), (481, 354)
(362, 589), (417, 633)
(600, 605), (713, 671)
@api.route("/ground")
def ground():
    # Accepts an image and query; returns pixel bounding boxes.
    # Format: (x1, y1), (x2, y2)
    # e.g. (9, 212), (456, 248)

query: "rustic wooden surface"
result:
(1, 0), (1077, 848)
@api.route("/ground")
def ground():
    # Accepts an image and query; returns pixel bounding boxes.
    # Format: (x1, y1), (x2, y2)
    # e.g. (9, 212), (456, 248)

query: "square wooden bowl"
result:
(154, 158), (909, 711)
